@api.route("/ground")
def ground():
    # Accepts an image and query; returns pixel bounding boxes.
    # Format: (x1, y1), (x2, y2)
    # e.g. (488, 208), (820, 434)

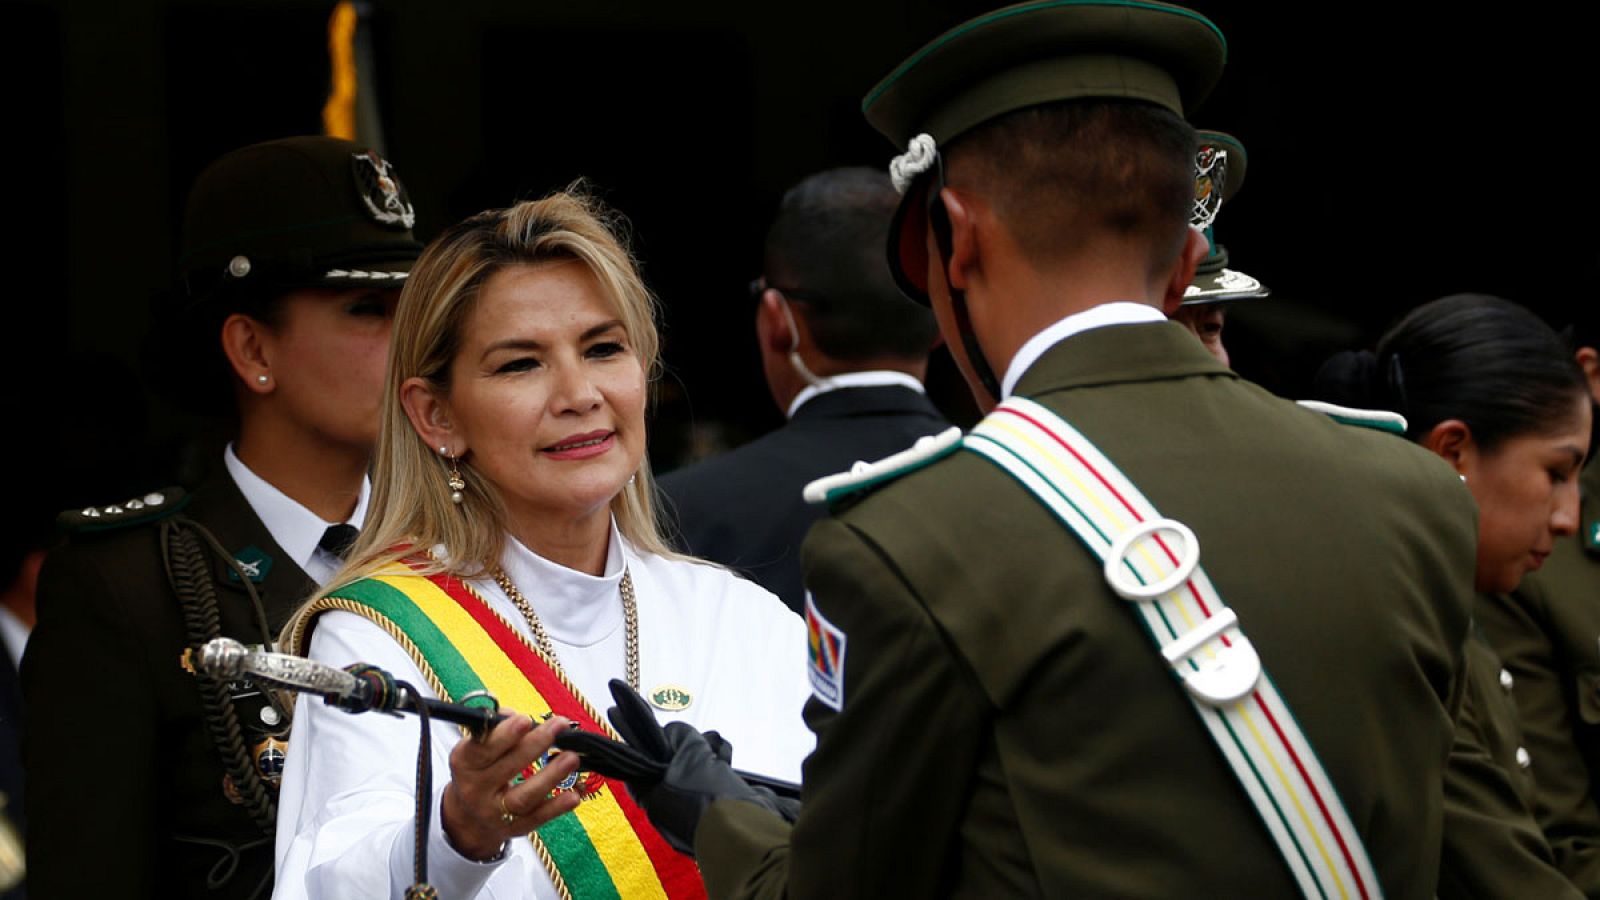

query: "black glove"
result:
(556, 679), (797, 856)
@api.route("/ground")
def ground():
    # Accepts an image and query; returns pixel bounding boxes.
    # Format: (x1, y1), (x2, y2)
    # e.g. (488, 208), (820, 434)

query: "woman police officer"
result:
(23, 136), (421, 899)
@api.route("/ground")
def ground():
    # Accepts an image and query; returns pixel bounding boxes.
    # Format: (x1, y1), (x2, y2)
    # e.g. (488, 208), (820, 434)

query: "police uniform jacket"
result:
(659, 383), (948, 612)
(1478, 454), (1600, 894)
(23, 472), (316, 899)
(696, 321), (1481, 899)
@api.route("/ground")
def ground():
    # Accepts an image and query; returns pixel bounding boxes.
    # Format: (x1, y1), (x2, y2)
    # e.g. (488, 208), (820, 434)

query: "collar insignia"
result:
(227, 545), (273, 584)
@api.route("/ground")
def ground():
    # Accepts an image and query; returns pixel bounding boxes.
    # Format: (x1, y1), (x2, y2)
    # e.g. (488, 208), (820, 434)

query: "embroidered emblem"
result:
(804, 593), (847, 711)
(226, 546), (272, 583)
(351, 150), (416, 229)
(648, 685), (693, 711)
(254, 736), (288, 789)
(1192, 145), (1228, 231)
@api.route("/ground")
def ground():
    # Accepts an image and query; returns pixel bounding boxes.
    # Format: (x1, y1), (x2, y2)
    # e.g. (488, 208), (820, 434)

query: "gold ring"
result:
(498, 793), (516, 825)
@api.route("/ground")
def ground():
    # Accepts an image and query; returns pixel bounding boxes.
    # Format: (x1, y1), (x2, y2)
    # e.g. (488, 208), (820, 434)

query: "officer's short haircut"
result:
(764, 167), (939, 361)
(947, 100), (1195, 279)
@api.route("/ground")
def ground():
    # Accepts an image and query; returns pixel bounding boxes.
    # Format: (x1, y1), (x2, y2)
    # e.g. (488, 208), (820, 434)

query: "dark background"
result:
(4, 0), (1596, 517)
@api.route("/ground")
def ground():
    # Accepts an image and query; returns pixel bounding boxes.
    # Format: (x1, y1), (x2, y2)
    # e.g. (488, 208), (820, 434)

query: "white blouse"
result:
(273, 524), (813, 899)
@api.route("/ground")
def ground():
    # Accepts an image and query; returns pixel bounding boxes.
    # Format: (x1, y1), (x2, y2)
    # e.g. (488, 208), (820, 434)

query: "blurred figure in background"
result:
(659, 167), (947, 611)
(1170, 130), (1269, 367)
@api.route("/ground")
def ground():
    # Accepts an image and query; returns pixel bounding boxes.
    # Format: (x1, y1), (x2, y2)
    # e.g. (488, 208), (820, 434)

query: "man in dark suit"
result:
(659, 167), (947, 611)
(23, 136), (419, 899)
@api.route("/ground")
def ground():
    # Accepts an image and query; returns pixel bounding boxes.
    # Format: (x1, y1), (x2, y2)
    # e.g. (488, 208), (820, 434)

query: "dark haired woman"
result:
(23, 137), (419, 900)
(1476, 308), (1600, 892)
(1315, 293), (1593, 898)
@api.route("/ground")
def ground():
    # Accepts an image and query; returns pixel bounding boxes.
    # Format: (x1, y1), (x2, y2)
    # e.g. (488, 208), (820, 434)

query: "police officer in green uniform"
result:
(1170, 129), (1269, 366)
(1477, 307), (1600, 894)
(570, 4), (1570, 897)
(22, 136), (421, 899)
(1316, 294), (1593, 898)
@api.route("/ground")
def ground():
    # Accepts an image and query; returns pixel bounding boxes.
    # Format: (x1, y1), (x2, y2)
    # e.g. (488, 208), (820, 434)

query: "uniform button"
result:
(126, 498), (145, 510)
(144, 492), (165, 506)
(228, 255), (252, 278)
(1500, 668), (1515, 691)
(103, 506), (122, 515)
(1516, 746), (1532, 769)
(260, 706), (281, 726)
(81, 507), (100, 518)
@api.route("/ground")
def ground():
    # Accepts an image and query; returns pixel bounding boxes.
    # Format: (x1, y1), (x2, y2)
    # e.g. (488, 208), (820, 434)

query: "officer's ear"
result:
(1575, 346), (1600, 407)
(939, 187), (980, 291)
(400, 377), (464, 457)
(1421, 419), (1476, 478)
(220, 312), (274, 395)
(756, 290), (795, 355)
(1160, 227), (1209, 316)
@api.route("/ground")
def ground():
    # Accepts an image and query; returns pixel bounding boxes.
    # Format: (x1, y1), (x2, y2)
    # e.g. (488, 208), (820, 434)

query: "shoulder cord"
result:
(159, 515), (292, 834)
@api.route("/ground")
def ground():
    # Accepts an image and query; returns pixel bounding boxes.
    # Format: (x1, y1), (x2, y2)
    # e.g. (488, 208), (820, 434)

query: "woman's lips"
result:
(541, 431), (614, 460)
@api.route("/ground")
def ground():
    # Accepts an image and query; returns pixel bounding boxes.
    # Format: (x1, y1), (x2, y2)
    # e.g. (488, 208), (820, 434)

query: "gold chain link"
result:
(491, 569), (639, 692)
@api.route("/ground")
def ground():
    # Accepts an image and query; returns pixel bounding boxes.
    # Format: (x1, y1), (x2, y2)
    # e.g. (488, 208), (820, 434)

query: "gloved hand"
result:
(558, 679), (798, 855)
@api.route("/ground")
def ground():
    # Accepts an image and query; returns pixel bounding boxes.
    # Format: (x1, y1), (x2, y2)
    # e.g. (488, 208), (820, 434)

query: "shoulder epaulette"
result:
(57, 487), (189, 534)
(1296, 400), (1408, 436)
(803, 427), (964, 507)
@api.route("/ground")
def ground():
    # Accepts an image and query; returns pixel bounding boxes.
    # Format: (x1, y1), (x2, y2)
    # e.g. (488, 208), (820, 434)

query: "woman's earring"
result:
(440, 446), (466, 504)
(256, 373), (270, 386)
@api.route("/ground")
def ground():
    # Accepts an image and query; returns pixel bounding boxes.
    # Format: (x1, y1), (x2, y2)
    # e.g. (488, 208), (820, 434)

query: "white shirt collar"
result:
(1000, 302), (1167, 399)
(0, 606), (27, 670)
(495, 519), (626, 648)
(787, 370), (926, 419)
(223, 444), (371, 584)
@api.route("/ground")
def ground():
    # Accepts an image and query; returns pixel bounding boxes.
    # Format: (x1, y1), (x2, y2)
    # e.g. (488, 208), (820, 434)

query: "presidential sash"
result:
(965, 397), (1382, 900)
(289, 562), (705, 900)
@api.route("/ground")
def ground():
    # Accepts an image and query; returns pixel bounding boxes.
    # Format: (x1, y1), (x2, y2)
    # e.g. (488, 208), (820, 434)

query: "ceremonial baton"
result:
(184, 638), (800, 798)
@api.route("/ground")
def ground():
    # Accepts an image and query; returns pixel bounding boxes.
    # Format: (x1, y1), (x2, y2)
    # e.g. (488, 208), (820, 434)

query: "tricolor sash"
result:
(964, 397), (1382, 900)
(288, 562), (705, 900)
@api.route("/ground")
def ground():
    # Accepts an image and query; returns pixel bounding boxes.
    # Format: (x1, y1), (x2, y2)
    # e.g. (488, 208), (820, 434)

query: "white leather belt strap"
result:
(965, 396), (1382, 900)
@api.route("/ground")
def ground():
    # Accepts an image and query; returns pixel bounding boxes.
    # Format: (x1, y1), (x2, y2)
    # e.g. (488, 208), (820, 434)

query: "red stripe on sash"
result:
(419, 567), (706, 899)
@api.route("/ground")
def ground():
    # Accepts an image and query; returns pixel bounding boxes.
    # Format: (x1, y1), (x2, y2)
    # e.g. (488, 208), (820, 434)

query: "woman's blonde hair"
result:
(307, 188), (681, 606)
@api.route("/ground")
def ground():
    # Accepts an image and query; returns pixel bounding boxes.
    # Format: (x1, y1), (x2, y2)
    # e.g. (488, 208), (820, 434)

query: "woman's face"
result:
(1463, 395), (1590, 593)
(255, 287), (399, 451)
(442, 261), (647, 531)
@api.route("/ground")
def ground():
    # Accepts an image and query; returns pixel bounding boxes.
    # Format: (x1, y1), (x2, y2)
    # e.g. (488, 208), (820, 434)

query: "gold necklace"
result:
(491, 568), (639, 691)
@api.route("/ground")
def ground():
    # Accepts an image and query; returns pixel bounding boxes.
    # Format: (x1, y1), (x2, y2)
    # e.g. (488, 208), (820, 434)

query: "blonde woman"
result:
(273, 192), (812, 899)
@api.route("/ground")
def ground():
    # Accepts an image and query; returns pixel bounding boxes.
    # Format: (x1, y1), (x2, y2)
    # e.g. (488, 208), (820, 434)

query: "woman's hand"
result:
(440, 713), (583, 861)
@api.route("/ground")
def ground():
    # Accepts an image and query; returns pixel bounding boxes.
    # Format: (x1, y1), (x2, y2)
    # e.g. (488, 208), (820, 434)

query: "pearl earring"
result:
(256, 374), (269, 385)
(440, 446), (465, 504)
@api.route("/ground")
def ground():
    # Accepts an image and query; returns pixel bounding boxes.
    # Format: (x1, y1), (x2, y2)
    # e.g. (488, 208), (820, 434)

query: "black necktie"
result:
(318, 524), (360, 559)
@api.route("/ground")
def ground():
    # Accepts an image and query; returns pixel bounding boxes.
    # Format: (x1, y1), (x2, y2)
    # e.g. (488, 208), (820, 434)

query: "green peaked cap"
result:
(862, 0), (1227, 149)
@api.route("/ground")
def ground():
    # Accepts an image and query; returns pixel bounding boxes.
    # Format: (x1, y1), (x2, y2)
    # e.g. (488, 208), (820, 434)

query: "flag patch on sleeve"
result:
(804, 593), (847, 711)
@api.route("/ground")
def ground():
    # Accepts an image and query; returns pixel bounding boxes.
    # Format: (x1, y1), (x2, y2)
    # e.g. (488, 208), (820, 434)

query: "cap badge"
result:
(647, 685), (693, 711)
(1192, 146), (1228, 231)
(351, 150), (415, 229)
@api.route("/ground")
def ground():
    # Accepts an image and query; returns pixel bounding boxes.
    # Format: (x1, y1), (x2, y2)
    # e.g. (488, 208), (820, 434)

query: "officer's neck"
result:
(967, 242), (1166, 381)
(233, 414), (370, 524)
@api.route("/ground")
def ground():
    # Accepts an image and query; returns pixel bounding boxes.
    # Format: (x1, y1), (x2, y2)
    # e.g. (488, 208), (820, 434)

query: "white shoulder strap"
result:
(965, 396), (1383, 900)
